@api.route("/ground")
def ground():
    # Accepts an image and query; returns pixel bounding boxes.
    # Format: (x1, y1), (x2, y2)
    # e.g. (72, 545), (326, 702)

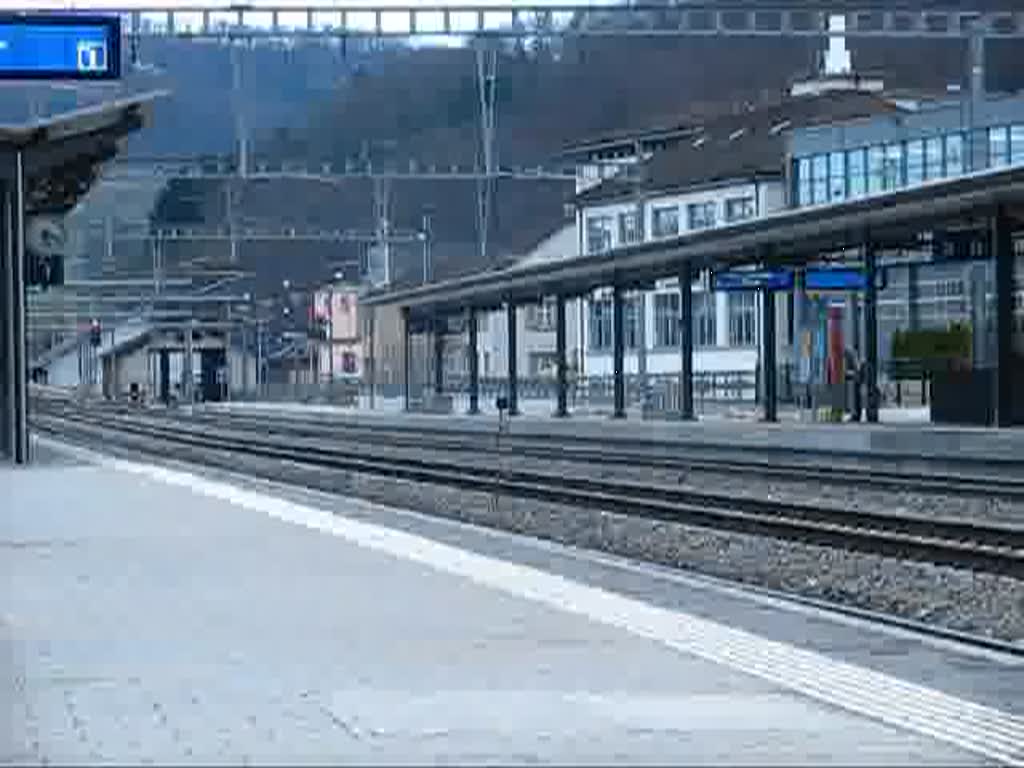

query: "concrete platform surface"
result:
(3, 447), (1023, 765)
(205, 400), (1024, 462)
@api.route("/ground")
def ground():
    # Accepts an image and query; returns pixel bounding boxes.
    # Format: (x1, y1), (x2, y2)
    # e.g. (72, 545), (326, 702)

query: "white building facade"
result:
(577, 179), (786, 385)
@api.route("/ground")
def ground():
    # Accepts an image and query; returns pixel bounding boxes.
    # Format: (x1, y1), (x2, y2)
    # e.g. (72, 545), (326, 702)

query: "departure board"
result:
(0, 14), (120, 80)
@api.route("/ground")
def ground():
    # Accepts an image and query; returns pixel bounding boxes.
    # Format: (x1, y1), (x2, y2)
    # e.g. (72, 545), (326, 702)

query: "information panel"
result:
(803, 267), (868, 292)
(711, 269), (793, 292)
(0, 14), (120, 80)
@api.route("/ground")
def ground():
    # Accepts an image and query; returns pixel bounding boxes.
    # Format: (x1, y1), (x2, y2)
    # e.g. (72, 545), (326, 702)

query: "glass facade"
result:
(883, 143), (904, 190)
(906, 139), (924, 186)
(687, 201), (717, 229)
(651, 205), (680, 238)
(654, 292), (680, 348)
(925, 136), (943, 181)
(586, 215), (613, 254)
(828, 151), (846, 202)
(794, 122), (1024, 207)
(811, 153), (828, 203)
(619, 210), (643, 245)
(588, 296), (612, 349)
(725, 196), (756, 223)
(848, 149), (867, 198)
(990, 126), (1010, 168)
(625, 296), (642, 349)
(945, 133), (965, 176)
(1013, 125), (1024, 165)
(695, 292), (716, 348)
(728, 293), (757, 347)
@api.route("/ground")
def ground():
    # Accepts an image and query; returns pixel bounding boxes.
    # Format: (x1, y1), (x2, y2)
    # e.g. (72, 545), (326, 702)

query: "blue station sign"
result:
(0, 14), (121, 80)
(803, 267), (868, 292)
(711, 269), (794, 292)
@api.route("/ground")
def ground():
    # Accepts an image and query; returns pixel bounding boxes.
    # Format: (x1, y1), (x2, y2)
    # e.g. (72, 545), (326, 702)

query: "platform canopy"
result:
(363, 163), (1024, 319)
(1, 90), (167, 466)
(0, 90), (167, 215)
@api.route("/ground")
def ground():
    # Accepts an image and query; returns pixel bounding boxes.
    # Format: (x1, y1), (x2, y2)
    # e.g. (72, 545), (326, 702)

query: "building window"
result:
(797, 157), (812, 206)
(945, 133), (965, 176)
(525, 298), (556, 332)
(586, 215), (613, 254)
(868, 145), (885, 194)
(687, 201), (717, 230)
(728, 292), (757, 347)
(695, 292), (716, 348)
(990, 125), (1010, 168)
(588, 296), (612, 350)
(1011, 124), (1024, 166)
(883, 143), (904, 191)
(651, 205), (680, 238)
(725, 196), (755, 223)
(828, 151), (846, 201)
(625, 297), (642, 349)
(619, 210), (643, 245)
(925, 136), (944, 180)
(811, 153), (828, 203)
(654, 292), (680, 348)
(847, 148), (867, 198)
(907, 139), (925, 186)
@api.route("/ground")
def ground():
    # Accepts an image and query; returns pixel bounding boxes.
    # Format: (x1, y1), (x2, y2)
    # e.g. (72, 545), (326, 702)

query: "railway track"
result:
(31, 402), (1024, 578)
(159, 404), (1024, 500)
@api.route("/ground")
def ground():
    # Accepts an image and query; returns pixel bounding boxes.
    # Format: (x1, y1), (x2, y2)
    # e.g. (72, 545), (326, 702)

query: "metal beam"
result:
(506, 302), (519, 416)
(1, 153), (28, 464)
(107, 159), (576, 183)
(467, 308), (479, 414)
(433, 321), (444, 395)
(612, 284), (625, 419)
(761, 282), (777, 423)
(95, 6), (1024, 41)
(864, 241), (880, 423)
(109, 229), (426, 244)
(679, 263), (694, 421)
(401, 306), (411, 411)
(555, 294), (568, 418)
(365, 164), (1024, 314)
(993, 205), (1015, 427)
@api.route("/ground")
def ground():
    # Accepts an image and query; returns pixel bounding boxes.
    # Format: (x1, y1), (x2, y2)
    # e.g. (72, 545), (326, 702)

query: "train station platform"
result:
(206, 400), (1024, 463)
(3, 438), (1023, 764)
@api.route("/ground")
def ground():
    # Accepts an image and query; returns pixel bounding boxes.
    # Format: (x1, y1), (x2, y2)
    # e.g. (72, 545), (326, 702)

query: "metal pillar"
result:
(506, 303), (519, 416)
(182, 322), (193, 403)
(467, 308), (479, 414)
(1, 152), (28, 463)
(612, 284), (626, 419)
(401, 307), (411, 411)
(761, 285), (778, 423)
(993, 206), (1015, 427)
(907, 262), (920, 332)
(679, 263), (694, 420)
(433, 321), (444, 395)
(555, 295), (568, 417)
(637, 291), (649, 414)
(367, 305), (377, 410)
(864, 242), (880, 423)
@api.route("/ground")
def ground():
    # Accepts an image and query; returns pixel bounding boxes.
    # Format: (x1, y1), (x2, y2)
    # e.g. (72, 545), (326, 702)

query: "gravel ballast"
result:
(43, 420), (1024, 646)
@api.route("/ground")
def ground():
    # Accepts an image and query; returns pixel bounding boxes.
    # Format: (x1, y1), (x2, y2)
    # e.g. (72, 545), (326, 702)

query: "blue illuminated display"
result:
(712, 269), (794, 292)
(804, 268), (868, 292)
(0, 15), (120, 80)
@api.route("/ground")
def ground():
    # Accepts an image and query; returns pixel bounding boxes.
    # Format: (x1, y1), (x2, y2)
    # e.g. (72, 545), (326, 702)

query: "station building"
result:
(557, 74), (1024, 412)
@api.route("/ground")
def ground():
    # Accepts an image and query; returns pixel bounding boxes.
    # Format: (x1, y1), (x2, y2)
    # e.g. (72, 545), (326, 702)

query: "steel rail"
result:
(31, 405), (1024, 578)
(174, 407), (1024, 501)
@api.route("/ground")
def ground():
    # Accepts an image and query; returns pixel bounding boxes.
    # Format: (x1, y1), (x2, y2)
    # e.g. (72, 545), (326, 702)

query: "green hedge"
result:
(891, 323), (972, 362)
